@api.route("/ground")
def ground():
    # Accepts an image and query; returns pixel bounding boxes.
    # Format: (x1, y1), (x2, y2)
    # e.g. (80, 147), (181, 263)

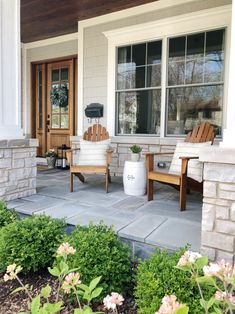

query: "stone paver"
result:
(119, 215), (167, 242)
(10, 170), (203, 253)
(146, 219), (201, 251)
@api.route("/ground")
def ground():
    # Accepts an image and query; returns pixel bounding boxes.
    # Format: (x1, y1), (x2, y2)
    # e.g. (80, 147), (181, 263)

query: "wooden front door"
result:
(34, 59), (76, 156)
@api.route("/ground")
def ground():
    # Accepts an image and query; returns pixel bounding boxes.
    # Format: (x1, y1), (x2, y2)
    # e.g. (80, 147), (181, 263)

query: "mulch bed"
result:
(0, 272), (137, 314)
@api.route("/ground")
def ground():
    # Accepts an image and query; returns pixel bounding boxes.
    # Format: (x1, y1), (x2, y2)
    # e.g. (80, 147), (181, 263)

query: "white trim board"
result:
(104, 5), (232, 137)
(22, 32), (78, 49)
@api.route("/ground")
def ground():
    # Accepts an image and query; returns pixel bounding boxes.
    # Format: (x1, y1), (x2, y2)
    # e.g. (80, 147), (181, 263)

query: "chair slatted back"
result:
(185, 122), (215, 143)
(83, 124), (109, 142)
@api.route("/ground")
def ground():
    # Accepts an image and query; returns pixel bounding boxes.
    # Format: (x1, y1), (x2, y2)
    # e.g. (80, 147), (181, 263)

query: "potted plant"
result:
(45, 149), (57, 169)
(129, 145), (142, 162)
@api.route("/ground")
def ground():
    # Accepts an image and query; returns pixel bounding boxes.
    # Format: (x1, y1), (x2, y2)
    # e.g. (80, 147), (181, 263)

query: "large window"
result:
(115, 28), (225, 137)
(167, 29), (224, 136)
(116, 41), (162, 135)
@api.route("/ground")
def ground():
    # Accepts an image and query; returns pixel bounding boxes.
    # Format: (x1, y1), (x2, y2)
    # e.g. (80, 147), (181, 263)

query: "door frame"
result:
(31, 55), (77, 156)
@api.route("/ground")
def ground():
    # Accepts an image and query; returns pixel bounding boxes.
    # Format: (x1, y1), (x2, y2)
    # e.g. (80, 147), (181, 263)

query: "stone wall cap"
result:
(199, 146), (235, 164)
(0, 138), (39, 148)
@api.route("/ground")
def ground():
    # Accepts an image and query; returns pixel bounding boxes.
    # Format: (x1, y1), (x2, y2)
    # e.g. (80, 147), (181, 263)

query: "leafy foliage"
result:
(0, 215), (66, 273)
(129, 145), (142, 154)
(135, 249), (216, 314)
(0, 200), (18, 228)
(67, 223), (132, 299)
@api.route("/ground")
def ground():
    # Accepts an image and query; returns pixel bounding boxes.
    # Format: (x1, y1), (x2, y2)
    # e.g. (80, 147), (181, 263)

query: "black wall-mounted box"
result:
(85, 103), (103, 118)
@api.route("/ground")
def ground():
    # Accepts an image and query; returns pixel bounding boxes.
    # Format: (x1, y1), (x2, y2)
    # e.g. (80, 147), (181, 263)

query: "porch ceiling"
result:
(21, 0), (158, 43)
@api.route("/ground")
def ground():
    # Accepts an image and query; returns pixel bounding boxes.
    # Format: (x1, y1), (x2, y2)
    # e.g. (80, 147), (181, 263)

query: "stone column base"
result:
(0, 139), (38, 201)
(200, 147), (235, 263)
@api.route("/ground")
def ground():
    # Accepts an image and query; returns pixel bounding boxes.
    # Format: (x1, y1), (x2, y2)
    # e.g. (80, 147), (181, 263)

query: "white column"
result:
(221, 1), (235, 148)
(0, 0), (23, 139)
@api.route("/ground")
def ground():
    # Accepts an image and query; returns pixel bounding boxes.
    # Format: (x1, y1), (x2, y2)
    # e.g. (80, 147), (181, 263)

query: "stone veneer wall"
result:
(70, 136), (185, 176)
(200, 147), (235, 263)
(0, 139), (38, 201)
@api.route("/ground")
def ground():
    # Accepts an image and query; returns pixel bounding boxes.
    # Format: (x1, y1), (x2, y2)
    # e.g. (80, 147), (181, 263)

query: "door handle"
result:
(46, 120), (50, 126)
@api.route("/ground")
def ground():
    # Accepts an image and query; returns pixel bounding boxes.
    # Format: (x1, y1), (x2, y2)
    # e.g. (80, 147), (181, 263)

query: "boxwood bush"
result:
(67, 223), (132, 299)
(0, 200), (18, 228)
(0, 215), (66, 273)
(135, 249), (216, 314)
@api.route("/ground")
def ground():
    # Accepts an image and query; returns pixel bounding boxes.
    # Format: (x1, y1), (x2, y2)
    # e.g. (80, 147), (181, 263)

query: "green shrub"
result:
(67, 223), (132, 299)
(0, 200), (18, 228)
(135, 249), (216, 314)
(0, 215), (66, 273)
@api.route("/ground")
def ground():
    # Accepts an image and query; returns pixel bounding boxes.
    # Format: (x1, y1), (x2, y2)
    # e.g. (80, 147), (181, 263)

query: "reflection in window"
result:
(116, 40), (162, 135)
(167, 29), (225, 136)
(117, 90), (161, 135)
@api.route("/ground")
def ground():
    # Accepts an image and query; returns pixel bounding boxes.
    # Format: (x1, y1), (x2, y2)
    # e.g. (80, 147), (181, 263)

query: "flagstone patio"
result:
(7, 169), (202, 258)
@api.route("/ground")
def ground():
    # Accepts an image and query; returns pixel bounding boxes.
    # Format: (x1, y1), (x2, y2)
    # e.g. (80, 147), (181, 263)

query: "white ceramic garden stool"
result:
(123, 160), (147, 196)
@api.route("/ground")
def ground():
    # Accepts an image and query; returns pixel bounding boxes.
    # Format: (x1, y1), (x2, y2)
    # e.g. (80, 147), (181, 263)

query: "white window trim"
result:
(104, 5), (232, 137)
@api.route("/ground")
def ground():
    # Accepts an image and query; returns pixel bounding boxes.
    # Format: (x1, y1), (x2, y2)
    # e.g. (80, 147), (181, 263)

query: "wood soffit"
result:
(21, 0), (157, 43)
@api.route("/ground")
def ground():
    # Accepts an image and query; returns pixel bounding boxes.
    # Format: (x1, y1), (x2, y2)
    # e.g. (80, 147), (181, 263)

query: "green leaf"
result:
(175, 305), (189, 314)
(43, 301), (63, 313)
(40, 285), (51, 299)
(194, 256), (208, 270)
(206, 297), (215, 310)
(48, 266), (60, 277)
(91, 287), (103, 299)
(11, 286), (25, 294)
(197, 276), (216, 286)
(89, 276), (102, 291)
(79, 283), (89, 292)
(31, 295), (41, 314)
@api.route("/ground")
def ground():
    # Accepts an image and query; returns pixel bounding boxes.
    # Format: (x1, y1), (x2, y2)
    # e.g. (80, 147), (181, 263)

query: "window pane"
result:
(51, 84), (60, 113)
(60, 83), (69, 112)
(118, 46), (131, 64)
(132, 43), (146, 66)
(147, 64), (161, 87)
(61, 115), (69, 128)
(52, 115), (60, 128)
(169, 36), (185, 61)
(52, 69), (59, 82)
(38, 70), (43, 129)
(61, 68), (68, 81)
(117, 89), (161, 135)
(204, 58), (223, 82)
(187, 33), (204, 59)
(134, 66), (145, 88)
(168, 61), (185, 86)
(206, 29), (224, 57)
(147, 41), (162, 64)
(167, 85), (223, 136)
(117, 64), (135, 90)
(186, 59), (204, 84)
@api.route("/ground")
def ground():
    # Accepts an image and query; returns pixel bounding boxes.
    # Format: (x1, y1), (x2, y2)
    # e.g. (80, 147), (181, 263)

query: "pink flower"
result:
(62, 272), (81, 294)
(103, 292), (124, 310)
(215, 291), (235, 305)
(177, 251), (202, 267)
(57, 242), (76, 257)
(203, 260), (233, 280)
(156, 295), (184, 314)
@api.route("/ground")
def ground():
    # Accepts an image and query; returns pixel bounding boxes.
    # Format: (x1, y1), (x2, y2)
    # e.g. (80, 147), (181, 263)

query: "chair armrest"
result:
(66, 148), (80, 166)
(179, 156), (199, 160)
(180, 156), (199, 176)
(144, 152), (174, 156)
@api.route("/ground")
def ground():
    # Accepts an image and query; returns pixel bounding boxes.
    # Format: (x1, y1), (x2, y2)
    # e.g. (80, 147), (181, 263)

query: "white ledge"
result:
(199, 147), (235, 164)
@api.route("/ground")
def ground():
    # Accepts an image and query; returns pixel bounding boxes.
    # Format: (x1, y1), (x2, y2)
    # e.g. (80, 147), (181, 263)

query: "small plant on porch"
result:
(129, 145), (142, 162)
(45, 149), (57, 169)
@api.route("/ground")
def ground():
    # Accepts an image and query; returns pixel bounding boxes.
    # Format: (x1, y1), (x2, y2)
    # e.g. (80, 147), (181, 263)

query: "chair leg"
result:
(75, 173), (85, 183)
(105, 172), (109, 193)
(70, 173), (74, 192)
(108, 169), (112, 183)
(180, 178), (187, 211)
(147, 179), (153, 201)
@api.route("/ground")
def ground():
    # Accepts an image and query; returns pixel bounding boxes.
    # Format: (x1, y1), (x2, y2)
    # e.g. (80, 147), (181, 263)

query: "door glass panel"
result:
(52, 115), (60, 128)
(52, 69), (59, 82)
(60, 83), (69, 111)
(38, 70), (43, 128)
(61, 68), (69, 81)
(61, 115), (69, 128)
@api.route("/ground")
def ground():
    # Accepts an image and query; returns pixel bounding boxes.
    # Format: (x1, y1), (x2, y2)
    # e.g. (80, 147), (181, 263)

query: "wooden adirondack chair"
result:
(146, 123), (215, 211)
(67, 124), (112, 193)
